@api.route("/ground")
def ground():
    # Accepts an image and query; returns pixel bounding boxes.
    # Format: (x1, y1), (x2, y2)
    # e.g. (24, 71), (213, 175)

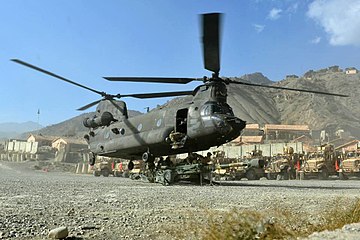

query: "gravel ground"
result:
(1, 161), (360, 239)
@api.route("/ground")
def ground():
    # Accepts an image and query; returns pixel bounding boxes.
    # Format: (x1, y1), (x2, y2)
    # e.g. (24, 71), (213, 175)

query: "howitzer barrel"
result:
(216, 162), (248, 169)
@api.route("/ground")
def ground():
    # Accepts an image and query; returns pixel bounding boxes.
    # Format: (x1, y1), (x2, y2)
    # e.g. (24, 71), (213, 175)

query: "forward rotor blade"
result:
(227, 79), (349, 97)
(77, 99), (102, 111)
(121, 90), (193, 99)
(11, 59), (105, 96)
(202, 13), (221, 73)
(104, 77), (202, 84)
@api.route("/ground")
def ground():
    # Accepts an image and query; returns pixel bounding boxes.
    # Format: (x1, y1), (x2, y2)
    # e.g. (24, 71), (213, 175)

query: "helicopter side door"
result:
(175, 108), (188, 135)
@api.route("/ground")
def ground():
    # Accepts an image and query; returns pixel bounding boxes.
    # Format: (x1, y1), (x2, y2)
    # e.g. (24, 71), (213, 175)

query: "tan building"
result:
(264, 124), (310, 142)
(242, 123), (261, 136)
(345, 67), (358, 75)
(27, 134), (56, 147)
(233, 135), (263, 145)
(52, 137), (88, 153)
(335, 140), (359, 153)
(52, 137), (89, 163)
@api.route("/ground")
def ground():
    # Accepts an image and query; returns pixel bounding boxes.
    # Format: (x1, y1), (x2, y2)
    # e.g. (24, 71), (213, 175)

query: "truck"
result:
(265, 146), (299, 180)
(297, 144), (338, 180)
(338, 151), (360, 180)
(93, 160), (113, 177)
(213, 159), (265, 181)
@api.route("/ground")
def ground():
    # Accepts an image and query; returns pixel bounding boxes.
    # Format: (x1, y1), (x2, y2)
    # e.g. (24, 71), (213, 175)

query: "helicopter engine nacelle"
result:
(83, 111), (114, 128)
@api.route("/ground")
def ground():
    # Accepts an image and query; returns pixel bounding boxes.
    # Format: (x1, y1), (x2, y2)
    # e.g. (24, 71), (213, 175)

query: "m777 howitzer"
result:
(213, 159), (265, 181)
(155, 162), (213, 186)
(337, 151), (360, 180)
(151, 153), (214, 185)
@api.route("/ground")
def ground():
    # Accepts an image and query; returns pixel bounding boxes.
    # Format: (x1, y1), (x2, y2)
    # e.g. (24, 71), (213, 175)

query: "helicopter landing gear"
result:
(89, 152), (96, 166)
(142, 151), (156, 170)
(142, 151), (154, 162)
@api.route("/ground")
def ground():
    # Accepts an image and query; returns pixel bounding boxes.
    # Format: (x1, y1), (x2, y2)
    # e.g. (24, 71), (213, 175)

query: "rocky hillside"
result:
(164, 68), (360, 138)
(27, 67), (360, 139)
(267, 68), (359, 137)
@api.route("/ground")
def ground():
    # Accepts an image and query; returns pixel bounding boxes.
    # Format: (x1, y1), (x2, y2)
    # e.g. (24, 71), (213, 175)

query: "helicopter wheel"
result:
(142, 152), (154, 162)
(89, 152), (96, 166)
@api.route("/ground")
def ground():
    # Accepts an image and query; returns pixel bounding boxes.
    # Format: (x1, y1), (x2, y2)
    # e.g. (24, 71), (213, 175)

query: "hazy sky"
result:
(1, 0), (360, 126)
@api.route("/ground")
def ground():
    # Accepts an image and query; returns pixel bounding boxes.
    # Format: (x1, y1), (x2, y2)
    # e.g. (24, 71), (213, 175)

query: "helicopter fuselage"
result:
(85, 81), (246, 160)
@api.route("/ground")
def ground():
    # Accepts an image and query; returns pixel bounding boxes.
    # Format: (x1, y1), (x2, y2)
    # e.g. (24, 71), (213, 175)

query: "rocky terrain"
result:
(1, 160), (360, 239)
(13, 66), (360, 140)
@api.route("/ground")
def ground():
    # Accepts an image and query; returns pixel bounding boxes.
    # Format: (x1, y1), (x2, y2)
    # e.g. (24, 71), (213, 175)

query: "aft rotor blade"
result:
(121, 90), (193, 99)
(227, 79), (349, 97)
(77, 99), (102, 111)
(104, 77), (202, 84)
(11, 59), (105, 96)
(202, 13), (221, 73)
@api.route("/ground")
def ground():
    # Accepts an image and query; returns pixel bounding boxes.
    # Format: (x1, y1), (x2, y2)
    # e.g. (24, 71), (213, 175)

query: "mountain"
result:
(163, 67), (360, 138)
(18, 66), (360, 140)
(0, 121), (42, 139)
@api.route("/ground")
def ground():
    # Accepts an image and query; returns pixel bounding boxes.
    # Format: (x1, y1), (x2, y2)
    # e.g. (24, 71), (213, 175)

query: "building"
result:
(345, 67), (358, 75)
(335, 139), (359, 153)
(242, 123), (261, 136)
(231, 135), (263, 145)
(52, 137), (88, 153)
(27, 134), (56, 147)
(264, 124), (310, 142)
(52, 137), (89, 162)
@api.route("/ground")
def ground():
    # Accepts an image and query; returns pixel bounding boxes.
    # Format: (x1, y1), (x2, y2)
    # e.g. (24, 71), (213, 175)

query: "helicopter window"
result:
(119, 128), (125, 135)
(201, 105), (211, 116)
(111, 128), (120, 134)
(201, 103), (233, 116)
(137, 124), (143, 132)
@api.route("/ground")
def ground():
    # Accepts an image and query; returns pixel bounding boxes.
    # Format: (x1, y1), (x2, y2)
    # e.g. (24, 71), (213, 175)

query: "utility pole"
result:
(37, 109), (40, 134)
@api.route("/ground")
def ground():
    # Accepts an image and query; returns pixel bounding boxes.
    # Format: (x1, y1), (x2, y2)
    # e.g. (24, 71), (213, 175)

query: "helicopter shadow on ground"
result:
(212, 180), (360, 191)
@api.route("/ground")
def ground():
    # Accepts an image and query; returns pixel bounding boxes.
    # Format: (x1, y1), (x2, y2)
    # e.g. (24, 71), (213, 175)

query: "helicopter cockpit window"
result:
(201, 102), (234, 116)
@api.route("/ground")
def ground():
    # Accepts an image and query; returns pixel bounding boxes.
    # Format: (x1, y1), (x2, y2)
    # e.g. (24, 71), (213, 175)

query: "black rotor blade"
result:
(202, 13), (221, 73)
(77, 99), (102, 111)
(227, 79), (349, 97)
(121, 90), (193, 99)
(11, 59), (105, 96)
(104, 77), (202, 84)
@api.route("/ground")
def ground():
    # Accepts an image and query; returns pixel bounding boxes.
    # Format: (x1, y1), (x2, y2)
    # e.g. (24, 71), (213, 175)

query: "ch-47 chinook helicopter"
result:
(12, 13), (347, 169)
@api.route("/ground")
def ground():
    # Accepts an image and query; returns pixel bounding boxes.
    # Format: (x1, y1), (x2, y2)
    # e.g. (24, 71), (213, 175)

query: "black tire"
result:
(123, 171), (130, 178)
(163, 170), (173, 186)
(318, 168), (329, 180)
(93, 171), (100, 177)
(282, 171), (289, 180)
(339, 172), (348, 180)
(246, 169), (257, 180)
(142, 152), (149, 162)
(128, 161), (134, 171)
(102, 169), (110, 177)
